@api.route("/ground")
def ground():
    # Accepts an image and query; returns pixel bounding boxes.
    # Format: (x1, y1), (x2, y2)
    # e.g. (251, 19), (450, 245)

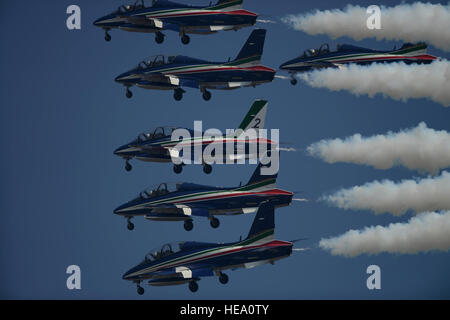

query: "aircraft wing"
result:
(146, 203), (211, 218)
(149, 266), (215, 282)
(141, 72), (200, 88)
(120, 15), (164, 29)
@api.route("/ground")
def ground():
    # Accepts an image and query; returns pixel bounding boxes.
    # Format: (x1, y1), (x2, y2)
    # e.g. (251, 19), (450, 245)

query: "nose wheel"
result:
(203, 163), (212, 174)
(137, 284), (144, 295)
(127, 217), (135, 231)
(184, 219), (193, 231)
(219, 272), (229, 284)
(210, 217), (220, 229)
(155, 32), (165, 44)
(290, 78), (297, 86)
(202, 90), (211, 101)
(188, 280), (198, 292)
(125, 161), (132, 172)
(126, 87), (133, 99)
(104, 31), (111, 42)
(181, 34), (190, 45)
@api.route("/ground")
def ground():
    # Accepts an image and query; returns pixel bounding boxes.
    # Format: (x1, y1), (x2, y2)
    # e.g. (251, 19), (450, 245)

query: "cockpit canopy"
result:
(115, 0), (146, 13)
(143, 241), (185, 263)
(301, 43), (330, 58)
(137, 182), (181, 200)
(137, 55), (177, 69)
(137, 126), (179, 142)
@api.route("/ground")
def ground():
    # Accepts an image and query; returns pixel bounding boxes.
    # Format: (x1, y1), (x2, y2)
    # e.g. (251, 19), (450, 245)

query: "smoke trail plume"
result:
(322, 171), (450, 216)
(282, 2), (450, 52)
(298, 60), (450, 107)
(319, 211), (450, 256)
(308, 122), (450, 175)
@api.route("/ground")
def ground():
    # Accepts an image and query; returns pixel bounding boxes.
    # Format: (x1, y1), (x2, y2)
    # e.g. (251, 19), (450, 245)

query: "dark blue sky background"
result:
(1, 0), (449, 299)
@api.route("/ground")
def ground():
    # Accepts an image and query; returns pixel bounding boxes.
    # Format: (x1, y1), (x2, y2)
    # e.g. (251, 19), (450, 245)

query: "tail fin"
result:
(211, 0), (243, 10)
(237, 99), (268, 133)
(245, 201), (275, 241)
(233, 29), (267, 66)
(244, 159), (278, 190)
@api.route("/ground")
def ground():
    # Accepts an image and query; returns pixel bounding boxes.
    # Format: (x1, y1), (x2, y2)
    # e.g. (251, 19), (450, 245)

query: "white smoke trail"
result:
(307, 122), (450, 175)
(298, 60), (450, 107)
(319, 211), (450, 256)
(322, 171), (450, 216)
(282, 2), (450, 52)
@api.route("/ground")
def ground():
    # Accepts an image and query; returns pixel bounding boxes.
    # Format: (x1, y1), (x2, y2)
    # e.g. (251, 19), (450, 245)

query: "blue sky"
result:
(0, 0), (449, 299)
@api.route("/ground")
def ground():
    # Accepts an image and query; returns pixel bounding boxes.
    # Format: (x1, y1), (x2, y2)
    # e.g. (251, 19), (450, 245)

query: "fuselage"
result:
(94, 1), (257, 34)
(280, 42), (437, 73)
(114, 129), (277, 163)
(114, 182), (293, 219)
(115, 55), (276, 90)
(122, 236), (293, 284)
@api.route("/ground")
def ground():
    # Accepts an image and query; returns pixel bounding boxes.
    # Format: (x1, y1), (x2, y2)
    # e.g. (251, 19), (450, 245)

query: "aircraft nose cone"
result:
(122, 270), (132, 280)
(114, 204), (127, 215)
(93, 17), (105, 27)
(279, 62), (287, 70)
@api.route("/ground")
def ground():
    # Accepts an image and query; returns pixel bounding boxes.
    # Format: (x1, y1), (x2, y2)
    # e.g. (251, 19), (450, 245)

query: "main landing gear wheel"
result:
(219, 273), (229, 284)
(189, 280), (198, 292)
(210, 217), (220, 229)
(184, 219), (194, 231)
(174, 89), (184, 101)
(105, 31), (111, 42)
(155, 32), (164, 44)
(126, 88), (133, 99)
(125, 161), (132, 172)
(181, 34), (190, 45)
(203, 164), (212, 174)
(137, 285), (144, 295)
(202, 90), (211, 101)
(290, 78), (297, 86)
(127, 218), (135, 231)
(173, 164), (183, 174)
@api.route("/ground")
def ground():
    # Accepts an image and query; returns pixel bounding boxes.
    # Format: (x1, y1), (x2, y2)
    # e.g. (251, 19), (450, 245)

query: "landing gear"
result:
(104, 31), (111, 42)
(290, 78), (297, 86)
(125, 161), (132, 172)
(210, 217), (220, 229)
(219, 272), (229, 284)
(188, 280), (198, 292)
(184, 219), (193, 231)
(202, 90), (211, 101)
(181, 34), (190, 45)
(174, 88), (184, 101)
(155, 32), (164, 44)
(127, 217), (135, 231)
(173, 164), (183, 174)
(126, 87), (133, 99)
(137, 284), (144, 295)
(203, 163), (212, 174)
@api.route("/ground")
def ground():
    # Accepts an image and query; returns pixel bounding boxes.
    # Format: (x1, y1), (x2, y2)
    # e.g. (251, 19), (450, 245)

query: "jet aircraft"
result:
(280, 42), (437, 85)
(122, 202), (296, 294)
(114, 29), (275, 100)
(114, 99), (272, 174)
(114, 161), (292, 231)
(93, 0), (257, 45)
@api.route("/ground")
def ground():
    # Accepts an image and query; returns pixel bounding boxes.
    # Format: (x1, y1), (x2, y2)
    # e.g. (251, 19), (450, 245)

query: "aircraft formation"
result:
(94, 0), (440, 295)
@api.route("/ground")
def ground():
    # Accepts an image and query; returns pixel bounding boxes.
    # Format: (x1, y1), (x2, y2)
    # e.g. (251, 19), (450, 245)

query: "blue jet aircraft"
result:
(114, 99), (272, 174)
(114, 161), (292, 231)
(280, 42), (437, 85)
(122, 202), (297, 294)
(114, 29), (275, 100)
(93, 0), (257, 45)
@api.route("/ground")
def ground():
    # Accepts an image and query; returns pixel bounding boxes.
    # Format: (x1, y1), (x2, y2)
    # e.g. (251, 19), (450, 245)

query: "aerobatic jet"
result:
(114, 161), (292, 231)
(93, 0), (257, 45)
(280, 42), (437, 85)
(122, 202), (298, 294)
(114, 29), (275, 100)
(114, 99), (272, 174)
